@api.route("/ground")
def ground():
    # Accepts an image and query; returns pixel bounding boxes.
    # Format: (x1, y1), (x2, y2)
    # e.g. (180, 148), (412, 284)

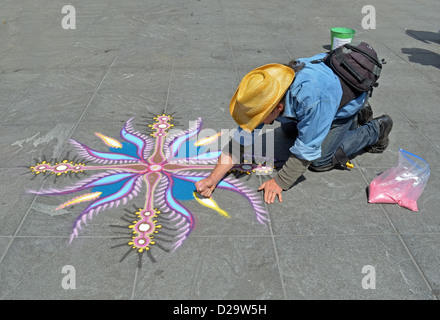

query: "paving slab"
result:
(133, 236), (284, 300)
(276, 234), (434, 299)
(0, 169), (37, 236)
(0, 237), (136, 299)
(0, 123), (76, 168)
(0, 0), (438, 301)
(402, 234), (440, 299)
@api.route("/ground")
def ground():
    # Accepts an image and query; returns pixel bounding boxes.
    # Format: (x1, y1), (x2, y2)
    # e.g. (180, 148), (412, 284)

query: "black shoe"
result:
(357, 102), (373, 126)
(308, 162), (336, 172)
(364, 115), (393, 153)
(309, 146), (350, 172)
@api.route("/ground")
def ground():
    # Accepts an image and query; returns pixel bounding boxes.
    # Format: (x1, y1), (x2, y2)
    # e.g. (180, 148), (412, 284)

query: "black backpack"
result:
(312, 42), (385, 108)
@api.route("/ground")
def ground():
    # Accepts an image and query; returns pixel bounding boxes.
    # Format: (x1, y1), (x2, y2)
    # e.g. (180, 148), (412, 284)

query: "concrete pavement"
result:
(0, 0), (439, 300)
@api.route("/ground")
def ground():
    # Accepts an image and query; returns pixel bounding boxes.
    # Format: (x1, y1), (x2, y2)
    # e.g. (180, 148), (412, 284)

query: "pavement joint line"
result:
(362, 23), (440, 89)
(0, 72), (41, 121)
(130, 267), (140, 300)
(69, 55), (118, 136)
(258, 175), (288, 300)
(219, 2), (239, 84)
(226, 31), (239, 84)
(45, 55), (120, 165)
(188, 238), (217, 298)
(381, 203), (438, 300)
(164, 58), (175, 114)
(1, 1), (438, 299)
(0, 194), (38, 265)
(356, 158), (437, 299)
(275, 33), (293, 61)
(388, 97), (440, 155)
(374, 8), (440, 57)
(7, 232), (439, 238)
(392, 51), (440, 89)
(0, 56), (118, 266)
(342, 11), (439, 88)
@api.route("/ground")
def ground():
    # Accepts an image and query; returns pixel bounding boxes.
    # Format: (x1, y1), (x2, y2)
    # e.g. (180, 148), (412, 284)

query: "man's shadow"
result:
(236, 126), (306, 188)
(403, 29), (440, 69)
(401, 47), (440, 69)
(405, 29), (440, 45)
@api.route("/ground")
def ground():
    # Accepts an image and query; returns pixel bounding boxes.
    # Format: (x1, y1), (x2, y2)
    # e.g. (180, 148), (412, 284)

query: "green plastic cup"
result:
(330, 27), (356, 50)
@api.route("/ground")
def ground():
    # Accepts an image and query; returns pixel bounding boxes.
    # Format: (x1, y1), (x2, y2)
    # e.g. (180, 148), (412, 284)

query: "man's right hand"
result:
(195, 177), (217, 198)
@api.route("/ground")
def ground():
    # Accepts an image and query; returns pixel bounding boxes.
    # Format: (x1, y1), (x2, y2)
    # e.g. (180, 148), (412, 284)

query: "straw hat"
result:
(230, 63), (295, 132)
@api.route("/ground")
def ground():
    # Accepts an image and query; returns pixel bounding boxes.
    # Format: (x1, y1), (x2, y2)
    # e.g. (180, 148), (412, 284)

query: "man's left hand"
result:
(258, 178), (283, 204)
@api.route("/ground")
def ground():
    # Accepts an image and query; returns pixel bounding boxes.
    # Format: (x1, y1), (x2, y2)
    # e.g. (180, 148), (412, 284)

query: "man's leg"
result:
(338, 120), (381, 157)
(310, 114), (381, 170)
(310, 113), (359, 170)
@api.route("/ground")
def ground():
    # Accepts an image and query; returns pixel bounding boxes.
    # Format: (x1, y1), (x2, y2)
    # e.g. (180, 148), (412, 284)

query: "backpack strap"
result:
(310, 58), (325, 64)
(309, 55), (361, 109)
(335, 52), (366, 83)
(344, 43), (382, 67)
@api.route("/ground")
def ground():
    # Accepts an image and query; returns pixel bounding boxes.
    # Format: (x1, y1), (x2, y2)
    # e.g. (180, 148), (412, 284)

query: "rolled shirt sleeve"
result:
(289, 99), (338, 161)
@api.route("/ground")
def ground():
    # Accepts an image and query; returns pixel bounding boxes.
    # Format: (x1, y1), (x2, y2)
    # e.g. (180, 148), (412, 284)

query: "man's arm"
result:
(195, 137), (244, 197)
(274, 154), (311, 190)
(195, 151), (235, 197)
(256, 154), (310, 204)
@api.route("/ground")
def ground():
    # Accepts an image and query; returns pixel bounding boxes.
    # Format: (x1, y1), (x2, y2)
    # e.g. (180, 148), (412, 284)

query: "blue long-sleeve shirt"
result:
(233, 53), (367, 161)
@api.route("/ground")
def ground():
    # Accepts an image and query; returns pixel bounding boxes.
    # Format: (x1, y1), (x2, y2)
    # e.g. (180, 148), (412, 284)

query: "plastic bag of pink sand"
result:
(368, 149), (430, 211)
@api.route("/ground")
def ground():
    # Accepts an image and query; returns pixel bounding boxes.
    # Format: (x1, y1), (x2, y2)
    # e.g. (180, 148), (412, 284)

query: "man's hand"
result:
(258, 178), (283, 204)
(195, 177), (217, 198)
(195, 152), (235, 198)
